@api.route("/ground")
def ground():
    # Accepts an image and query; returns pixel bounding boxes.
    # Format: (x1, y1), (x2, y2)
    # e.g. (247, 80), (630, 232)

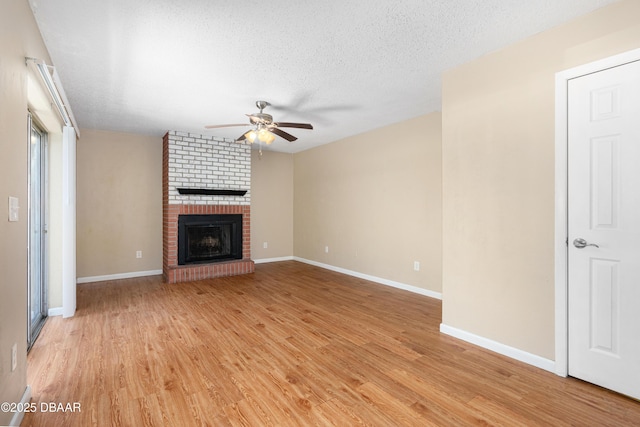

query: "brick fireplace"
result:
(163, 131), (254, 283)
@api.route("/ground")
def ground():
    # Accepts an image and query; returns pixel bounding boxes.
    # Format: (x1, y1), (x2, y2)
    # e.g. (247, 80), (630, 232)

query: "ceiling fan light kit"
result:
(245, 128), (276, 145)
(205, 100), (313, 148)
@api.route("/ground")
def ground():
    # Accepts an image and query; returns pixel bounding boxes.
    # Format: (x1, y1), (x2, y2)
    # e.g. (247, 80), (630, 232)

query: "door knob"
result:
(573, 238), (599, 249)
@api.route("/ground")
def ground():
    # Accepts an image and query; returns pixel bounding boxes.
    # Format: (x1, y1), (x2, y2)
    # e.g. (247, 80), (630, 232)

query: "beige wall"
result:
(0, 0), (55, 423)
(76, 129), (163, 278)
(293, 113), (442, 293)
(251, 150), (294, 260)
(442, 0), (640, 360)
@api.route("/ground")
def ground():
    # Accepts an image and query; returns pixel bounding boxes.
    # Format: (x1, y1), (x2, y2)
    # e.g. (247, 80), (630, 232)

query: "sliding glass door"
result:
(28, 115), (48, 348)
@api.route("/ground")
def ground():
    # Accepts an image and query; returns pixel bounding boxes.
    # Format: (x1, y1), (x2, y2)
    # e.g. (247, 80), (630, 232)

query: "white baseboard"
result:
(253, 256), (294, 264)
(48, 307), (63, 317)
(293, 257), (442, 300)
(439, 323), (556, 373)
(9, 385), (31, 426)
(76, 269), (163, 284)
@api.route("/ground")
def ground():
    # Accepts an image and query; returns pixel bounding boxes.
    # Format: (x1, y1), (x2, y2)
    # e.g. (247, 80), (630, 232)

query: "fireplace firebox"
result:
(178, 214), (242, 265)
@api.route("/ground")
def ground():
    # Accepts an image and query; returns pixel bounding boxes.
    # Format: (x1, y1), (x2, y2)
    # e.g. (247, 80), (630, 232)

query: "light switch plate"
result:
(8, 196), (19, 222)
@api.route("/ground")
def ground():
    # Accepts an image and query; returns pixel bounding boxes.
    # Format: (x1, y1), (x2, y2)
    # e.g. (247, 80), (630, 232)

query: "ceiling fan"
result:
(205, 100), (313, 144)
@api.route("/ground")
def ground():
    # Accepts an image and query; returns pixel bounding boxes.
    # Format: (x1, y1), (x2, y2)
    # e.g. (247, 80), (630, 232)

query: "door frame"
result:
(27, 113), (49, 348)
(554, 47), (640, 377)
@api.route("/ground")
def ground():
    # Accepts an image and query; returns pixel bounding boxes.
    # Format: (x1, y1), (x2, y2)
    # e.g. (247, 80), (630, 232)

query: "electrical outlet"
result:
(11, 343), (17, 372)
(263, 242), (268, 249)
(136, 250), (142, 259)
(325, 246), (329, 253)
(414, 261), (420, 271)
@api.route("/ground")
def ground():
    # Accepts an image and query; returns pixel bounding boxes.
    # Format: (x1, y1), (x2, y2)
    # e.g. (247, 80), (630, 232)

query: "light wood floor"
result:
(23, 261), (639, 426)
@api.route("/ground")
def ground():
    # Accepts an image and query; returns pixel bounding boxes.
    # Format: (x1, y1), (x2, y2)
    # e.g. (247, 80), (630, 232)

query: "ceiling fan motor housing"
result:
(248, 113), (273, 126)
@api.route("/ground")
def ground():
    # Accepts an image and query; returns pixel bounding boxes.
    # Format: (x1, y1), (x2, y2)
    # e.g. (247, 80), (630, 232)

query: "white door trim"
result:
(554, 48), (640, 377)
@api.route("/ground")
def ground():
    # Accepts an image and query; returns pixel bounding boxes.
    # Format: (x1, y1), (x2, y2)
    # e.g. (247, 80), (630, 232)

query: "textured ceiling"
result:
(28, 0), (618, 153)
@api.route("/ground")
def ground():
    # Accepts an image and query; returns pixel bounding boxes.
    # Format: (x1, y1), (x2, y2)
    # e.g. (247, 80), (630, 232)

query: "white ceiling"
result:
(28, 0), (618, 153)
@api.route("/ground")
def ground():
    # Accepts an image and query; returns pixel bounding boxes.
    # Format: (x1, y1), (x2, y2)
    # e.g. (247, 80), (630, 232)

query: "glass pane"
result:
(29, 123), (46, 346)
(30, 128), (41, 324)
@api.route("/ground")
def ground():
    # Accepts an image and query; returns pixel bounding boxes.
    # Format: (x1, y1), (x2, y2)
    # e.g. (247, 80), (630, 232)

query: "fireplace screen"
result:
(187, 225), (230, 260)
(178, 214), (242, 265)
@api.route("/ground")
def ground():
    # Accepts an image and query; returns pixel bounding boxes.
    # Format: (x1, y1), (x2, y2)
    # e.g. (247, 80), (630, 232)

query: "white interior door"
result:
(567, 59), (640, 400)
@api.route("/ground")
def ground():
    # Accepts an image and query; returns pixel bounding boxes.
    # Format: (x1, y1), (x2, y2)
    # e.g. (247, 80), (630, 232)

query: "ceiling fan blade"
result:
(273, 122), (313, 130)
(270, 127), (297, 142)
(204, 123), (250, 129)
(236, 132), (249, 142)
